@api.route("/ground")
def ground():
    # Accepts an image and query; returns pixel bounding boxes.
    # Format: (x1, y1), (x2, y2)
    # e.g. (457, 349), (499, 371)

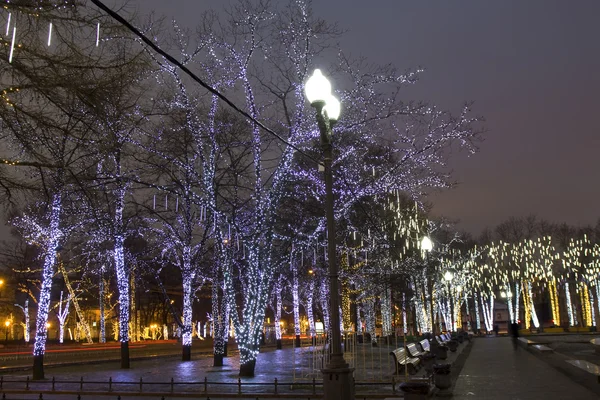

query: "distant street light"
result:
(421, 236), (433, 252)
(305, 68), (353, 400)
(5, 320), (11, 343)
(444, 271), (454, 282)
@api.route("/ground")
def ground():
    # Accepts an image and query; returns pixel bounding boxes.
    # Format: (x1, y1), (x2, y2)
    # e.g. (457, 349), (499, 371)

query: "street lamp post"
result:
(421, 236), (434, 334)
(305, 69), (354, 400)
(444, 271), (454, 332)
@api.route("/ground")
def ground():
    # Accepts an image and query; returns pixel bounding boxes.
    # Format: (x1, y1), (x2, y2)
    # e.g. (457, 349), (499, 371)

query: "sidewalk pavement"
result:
(451, 337), (598, 399)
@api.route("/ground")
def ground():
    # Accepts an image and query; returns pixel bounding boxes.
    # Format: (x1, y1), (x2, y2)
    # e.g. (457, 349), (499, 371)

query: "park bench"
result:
(406, 342), (426, 359)
(419, 338), (431, 353)
(566, 359), (600, 382)
(532, 344), (553, 353)
(390, 348), (420, 375)
(517, 337), (536, 346)
(435, 334), (450, 345)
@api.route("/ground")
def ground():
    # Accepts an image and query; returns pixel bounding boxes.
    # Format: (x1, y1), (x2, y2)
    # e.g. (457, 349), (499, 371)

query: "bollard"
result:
(1, 375), (3, 389)
(52, 377), (55, 391)
(108, 377), (112, 392)
(170, 377), (174, 393)
(26, 376), (29, 390)
(80, 376), (84, 391)
(204, 377), (208, 393)
(139, 377), (143, 392)
(77, 395), (80, 400)
(392, 376), (396, 394)
(38, 393), (43, 400)
(238, 378), (241, 394)
(312, 378), (316, 395)
(274, 378), (278, 394)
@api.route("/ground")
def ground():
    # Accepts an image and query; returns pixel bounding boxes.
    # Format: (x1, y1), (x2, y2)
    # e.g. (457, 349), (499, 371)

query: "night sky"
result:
(130, 0), (600, 235)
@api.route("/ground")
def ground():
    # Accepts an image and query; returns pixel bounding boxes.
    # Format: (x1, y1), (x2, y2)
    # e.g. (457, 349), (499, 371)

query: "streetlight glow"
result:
(4, 320), (9, 327)
(323, 94), (341, 121)
(421, 236), (433, 252)
(444, 271), (454, 282)
(304, 69), (331, 105)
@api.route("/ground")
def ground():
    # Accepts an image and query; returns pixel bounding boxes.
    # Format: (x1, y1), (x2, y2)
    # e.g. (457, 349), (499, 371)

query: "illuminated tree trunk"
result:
(113, 181), (130, 369)
(274, 281), (283, 349)
(59, 262), (92, 344)
(513, 282), (521, 324)
(549, 279), (560, 325)
(130, 269), (138, 342)
(381, 287), (392, 337)
(292, 263), (301, 347)
(99, 266), (106, 343)
(15, 300), (30, 343)
(33, 191), (61, 380)
(306, 279), (316, 338)
(474, 294), (481, 330)
(57, 291), (70, 344)
(319, 279), (330, 337)
(364, 297), (376, 345)
(212, 266), (226, 366)
(566, 282), (576, 326)
(181, 246), (194, 361)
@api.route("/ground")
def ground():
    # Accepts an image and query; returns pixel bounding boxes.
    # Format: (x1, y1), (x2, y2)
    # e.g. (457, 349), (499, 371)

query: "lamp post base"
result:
(322, 364), (354, 400)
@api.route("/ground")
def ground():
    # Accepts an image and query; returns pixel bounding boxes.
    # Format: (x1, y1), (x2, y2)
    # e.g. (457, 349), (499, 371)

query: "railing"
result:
(0, 376), (401, 399)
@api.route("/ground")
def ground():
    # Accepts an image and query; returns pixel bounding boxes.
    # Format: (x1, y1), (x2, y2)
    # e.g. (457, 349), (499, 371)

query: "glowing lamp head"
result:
(421, 236), (433, 252)
(0, 279), (4, 285)
(305, 69), (331, 106)
(4, 320), (9, 327)
(444, 271), (453, 282)
(323, 94), (341, 122)
(501, 291), (507, 298)
(45, 322), (51, 328)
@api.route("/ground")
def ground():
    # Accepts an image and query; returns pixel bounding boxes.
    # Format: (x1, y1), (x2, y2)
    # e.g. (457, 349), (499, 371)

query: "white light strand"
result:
(9, 26), (16, 63)
(47, 22), (52, 46)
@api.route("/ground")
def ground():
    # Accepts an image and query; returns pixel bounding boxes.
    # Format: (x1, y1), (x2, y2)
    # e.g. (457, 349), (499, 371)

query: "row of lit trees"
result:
(0, 0), (481, 379)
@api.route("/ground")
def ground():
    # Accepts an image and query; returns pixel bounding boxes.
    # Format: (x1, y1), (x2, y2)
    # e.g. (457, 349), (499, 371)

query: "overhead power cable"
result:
(90, 0), (319, 165)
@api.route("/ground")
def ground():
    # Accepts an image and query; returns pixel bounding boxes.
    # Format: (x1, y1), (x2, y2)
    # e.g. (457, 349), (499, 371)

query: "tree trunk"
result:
(32, 191), (62, 380)
(33, 354), (44, 380)
(239, 345), (257, 377)
(99, 270), (106, 343)
(181, 263), (194, 361)
(120, 341), (130, 369)
(115, 235), (130, 368)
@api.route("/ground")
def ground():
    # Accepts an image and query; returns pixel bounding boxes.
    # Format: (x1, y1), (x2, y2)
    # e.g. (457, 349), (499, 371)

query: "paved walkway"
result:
(452, 337), (598, 399)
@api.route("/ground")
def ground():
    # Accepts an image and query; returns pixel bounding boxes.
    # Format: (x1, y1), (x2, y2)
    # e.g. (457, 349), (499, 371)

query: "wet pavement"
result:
(452, 336), (599, 399)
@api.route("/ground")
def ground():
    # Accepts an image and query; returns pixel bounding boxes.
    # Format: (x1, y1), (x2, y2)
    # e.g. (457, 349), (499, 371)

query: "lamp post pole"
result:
(444, 271), (454, 332)
(421, 236), (433, 334)
(306, 69), (354, 400)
